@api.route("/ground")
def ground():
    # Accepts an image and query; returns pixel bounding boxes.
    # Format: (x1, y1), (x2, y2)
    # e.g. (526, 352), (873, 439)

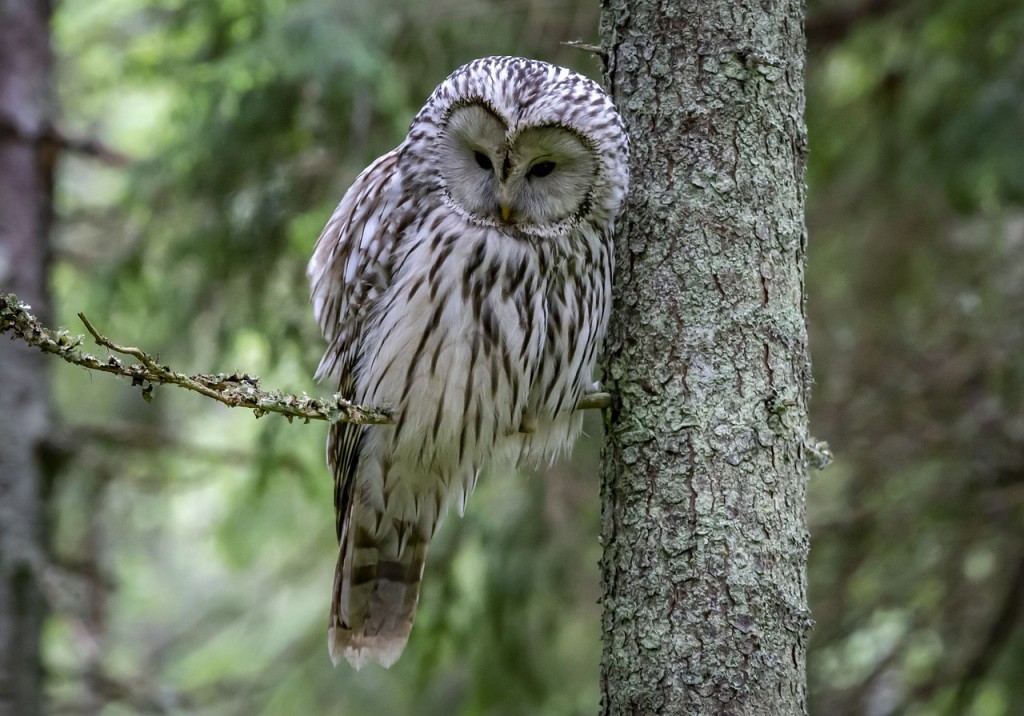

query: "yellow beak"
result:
(499, 204), (512, 222)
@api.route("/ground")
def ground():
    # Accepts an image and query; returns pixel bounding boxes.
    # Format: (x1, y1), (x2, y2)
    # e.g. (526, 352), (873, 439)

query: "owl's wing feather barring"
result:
(309, 147), (405, 386)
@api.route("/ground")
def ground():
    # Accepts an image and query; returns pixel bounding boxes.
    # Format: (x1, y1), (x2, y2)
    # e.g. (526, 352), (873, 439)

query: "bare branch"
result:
(577, 391), (611, 410)
(2, 292), (611, 425)
(561, 40), (607, 58)
(0, 118), (131, 166)
(0, 292), (390, 425)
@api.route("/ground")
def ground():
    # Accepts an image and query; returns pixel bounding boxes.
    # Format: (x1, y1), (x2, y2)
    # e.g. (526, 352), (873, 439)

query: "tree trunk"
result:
(598, 1), (812, 714)
(0, 1), (55, 715)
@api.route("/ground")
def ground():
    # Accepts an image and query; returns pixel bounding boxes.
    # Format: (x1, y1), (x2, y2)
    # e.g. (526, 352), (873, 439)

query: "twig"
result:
(561, 40), (607, 58)
(1, 292), (390, 425)
(2, 292), (612, 424)
(577, 391), (611, 410)
(0, 118), (132, 166)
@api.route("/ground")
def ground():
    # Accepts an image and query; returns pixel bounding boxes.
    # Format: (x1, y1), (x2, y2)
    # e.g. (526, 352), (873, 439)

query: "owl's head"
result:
(403, 57), (629, 235)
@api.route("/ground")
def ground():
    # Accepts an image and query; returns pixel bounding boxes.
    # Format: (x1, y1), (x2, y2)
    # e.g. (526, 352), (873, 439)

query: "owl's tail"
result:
(328, 512), (430, 670)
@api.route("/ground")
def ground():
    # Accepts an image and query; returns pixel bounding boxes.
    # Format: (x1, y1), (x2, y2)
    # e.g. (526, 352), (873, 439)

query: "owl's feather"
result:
(309, 148), (405, 386)
(309, 56), (628, 670)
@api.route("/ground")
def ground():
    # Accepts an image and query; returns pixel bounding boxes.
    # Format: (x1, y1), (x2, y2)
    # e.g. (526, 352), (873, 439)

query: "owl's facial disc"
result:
(500, 126), (598, 225)
(438, 104), (598, 228)
(437, 104), (508, 222)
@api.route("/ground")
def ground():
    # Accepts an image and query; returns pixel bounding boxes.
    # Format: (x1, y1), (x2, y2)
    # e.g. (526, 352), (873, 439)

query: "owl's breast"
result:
(356, 215), (547, 484)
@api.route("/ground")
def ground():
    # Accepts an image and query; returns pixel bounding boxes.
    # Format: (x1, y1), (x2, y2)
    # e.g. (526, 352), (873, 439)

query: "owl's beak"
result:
(499, 204), (512, 222)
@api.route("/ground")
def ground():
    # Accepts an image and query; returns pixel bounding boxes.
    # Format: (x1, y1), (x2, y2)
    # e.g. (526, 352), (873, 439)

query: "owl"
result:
(307, 56), (629, 670)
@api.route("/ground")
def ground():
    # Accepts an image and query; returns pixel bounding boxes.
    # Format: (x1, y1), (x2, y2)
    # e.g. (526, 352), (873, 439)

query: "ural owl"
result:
(308, 56), (629, 669)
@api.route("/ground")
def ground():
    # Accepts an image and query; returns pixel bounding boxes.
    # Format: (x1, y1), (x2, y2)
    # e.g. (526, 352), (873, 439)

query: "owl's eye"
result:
(473, 151), (493, 171)
(527, 160), (556, 179)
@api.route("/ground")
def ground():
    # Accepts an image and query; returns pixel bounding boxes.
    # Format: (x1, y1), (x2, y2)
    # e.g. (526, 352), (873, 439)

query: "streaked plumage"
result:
(308, 56), (628, 669)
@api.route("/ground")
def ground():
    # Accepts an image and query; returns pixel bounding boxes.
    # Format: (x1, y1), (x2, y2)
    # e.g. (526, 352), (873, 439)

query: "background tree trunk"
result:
(0, 1), (55, 715)
(598, 0), (812, 713)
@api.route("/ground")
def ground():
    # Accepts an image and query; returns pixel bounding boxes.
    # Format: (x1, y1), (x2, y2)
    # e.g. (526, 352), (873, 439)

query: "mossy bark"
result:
(598, 1), (812, 713)
(0, 2), (55, 715)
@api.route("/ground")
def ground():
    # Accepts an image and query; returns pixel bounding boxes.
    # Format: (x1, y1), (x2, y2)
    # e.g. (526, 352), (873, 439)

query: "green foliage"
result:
(808, 0), (1024, 210)
(805, 0), (1024, 713)
(48, 1), (605, 714)
(44, 0), (1024, 713)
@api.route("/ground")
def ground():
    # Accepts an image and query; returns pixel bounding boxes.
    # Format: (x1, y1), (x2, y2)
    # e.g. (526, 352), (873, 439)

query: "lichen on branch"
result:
(1, 292), (610, 423)
(0, 292), (391, 425)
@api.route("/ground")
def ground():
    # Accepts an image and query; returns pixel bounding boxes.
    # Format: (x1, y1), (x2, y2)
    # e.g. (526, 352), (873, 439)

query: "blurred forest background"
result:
(15, 0), (1024, 713)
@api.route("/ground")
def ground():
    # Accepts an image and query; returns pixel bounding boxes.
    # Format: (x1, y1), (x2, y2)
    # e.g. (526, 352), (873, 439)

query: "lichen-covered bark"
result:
(598, 0), (812, 713)
(0, 2), (55, 715)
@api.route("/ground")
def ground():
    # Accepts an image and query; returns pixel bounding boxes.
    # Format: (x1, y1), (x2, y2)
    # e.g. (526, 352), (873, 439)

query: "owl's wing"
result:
(307, 147), (405, 539)
(308, 147), (405, 383)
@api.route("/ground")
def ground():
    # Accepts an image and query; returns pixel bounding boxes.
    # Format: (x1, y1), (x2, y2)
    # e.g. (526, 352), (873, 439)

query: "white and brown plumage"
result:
(308, 56), (629, 669)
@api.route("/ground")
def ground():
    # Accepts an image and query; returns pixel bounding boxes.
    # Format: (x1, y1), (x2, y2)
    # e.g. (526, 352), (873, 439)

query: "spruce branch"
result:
(1, 292), (611, 423)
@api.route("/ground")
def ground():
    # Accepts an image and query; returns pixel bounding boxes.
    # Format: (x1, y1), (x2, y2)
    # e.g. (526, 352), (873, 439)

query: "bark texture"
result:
(0, 1), (55, 715)
(598, 0), (812, 713)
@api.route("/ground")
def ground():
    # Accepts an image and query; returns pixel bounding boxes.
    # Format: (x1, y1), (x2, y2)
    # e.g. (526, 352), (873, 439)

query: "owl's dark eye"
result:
(528, 160), (556, 178)
(473, 151), (493, 171)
